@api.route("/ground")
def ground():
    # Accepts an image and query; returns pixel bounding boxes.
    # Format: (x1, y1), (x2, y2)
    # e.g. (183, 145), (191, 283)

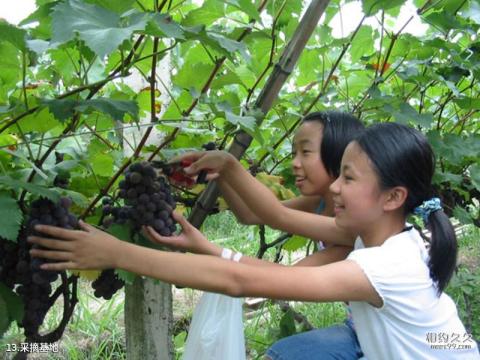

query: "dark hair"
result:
(355, 122), (457, 294)
(302, 111), (364, 178)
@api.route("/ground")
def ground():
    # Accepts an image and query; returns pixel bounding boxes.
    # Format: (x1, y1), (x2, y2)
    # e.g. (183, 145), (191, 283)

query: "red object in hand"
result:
(151, 159), (197, 188)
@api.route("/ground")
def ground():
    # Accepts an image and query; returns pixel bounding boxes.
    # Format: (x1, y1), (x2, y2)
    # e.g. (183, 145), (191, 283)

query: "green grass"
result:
(1, 212), (479, 359)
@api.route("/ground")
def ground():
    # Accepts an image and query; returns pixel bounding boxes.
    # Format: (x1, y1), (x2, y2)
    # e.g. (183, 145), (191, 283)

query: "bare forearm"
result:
(217, 179), (262, 225)
(220, 159), (354, 246)
(294, 246), (353, 266)
(115, 241), (241, 294)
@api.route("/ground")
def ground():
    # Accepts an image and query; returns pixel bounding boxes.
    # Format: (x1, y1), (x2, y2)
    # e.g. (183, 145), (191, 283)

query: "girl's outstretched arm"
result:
(28, 222), (377, 304)
(144, 212), (351, 267)
(183, 151), (355, 246)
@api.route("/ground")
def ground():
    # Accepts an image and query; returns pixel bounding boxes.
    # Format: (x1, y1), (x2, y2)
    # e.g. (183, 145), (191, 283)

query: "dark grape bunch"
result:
(102, 161), (177, 236)
(17, 197), (78, 337)
(91, 269), (124, 300)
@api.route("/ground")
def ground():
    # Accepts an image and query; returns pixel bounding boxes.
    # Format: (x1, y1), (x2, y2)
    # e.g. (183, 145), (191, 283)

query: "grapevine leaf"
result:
(51, 0), (148, 58)
(207, 32), (249, 60)
(283, 235), (308, 252)
(0, 283), (24, 325)
(182, 0), (225, 27)
(145, 13), (185, 40)
(41, 99), (77, 122)
(454, 97), (480, 110)
(225, 0), (261, 22)
(386, 104), (433, 128)
(0, 43), (22, 101)
(349, 26), (374, 62)
(225, 111), (256, 131)
(0, 192), (23, 242)
(42, 98), (139, 122)
(18, 107), (62, 132)
(75, 98), (139, 121)
(90, 154), (114, 177)
(0, 20), (27, 51)
(0, 176), (60, 203)
(469, 164), (480, 191)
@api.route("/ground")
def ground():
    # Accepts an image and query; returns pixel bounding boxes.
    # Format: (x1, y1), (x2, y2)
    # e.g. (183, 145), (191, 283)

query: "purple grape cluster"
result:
(102, 161), (177, 236)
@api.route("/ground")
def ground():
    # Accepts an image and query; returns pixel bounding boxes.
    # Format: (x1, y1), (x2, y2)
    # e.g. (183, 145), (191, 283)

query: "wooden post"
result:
(125, 277), (174, 360)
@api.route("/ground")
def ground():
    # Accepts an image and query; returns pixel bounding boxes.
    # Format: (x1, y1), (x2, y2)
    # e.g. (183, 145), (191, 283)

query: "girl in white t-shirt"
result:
(29, 123), (479, 359)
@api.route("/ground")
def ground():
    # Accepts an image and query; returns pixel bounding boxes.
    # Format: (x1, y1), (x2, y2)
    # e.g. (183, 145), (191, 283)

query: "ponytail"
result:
(414, 198), (458, 294)
(427, 210), (457, 294)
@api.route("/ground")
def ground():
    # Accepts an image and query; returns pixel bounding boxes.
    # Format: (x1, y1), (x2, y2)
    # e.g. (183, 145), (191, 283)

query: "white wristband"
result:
(221, 248), (233, 260)
(232, 252), (243, 262)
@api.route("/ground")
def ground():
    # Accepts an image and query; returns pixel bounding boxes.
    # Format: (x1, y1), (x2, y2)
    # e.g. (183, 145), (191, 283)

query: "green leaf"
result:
(182, 0), (225, 27)
(454, 97), (480, 110)
(283, 235), (308, 252)
(145, 13), (185, 40)
(90, 154), (114, 177)
(349, 26), (374, 62)
(469, 163), (480, 191)
(226, 0), (261, 22)
(423, 12), (463, 32)
(0, 192), (23, 242)
(51, 0), (148, 57)
(207, 32), (249, 60)
(174, 63), (213, 92)
(362, 0), (406, 15)
(225, 111), (256, 132)
(43, 98), (139, 121)
(18, 107), (62, 132)
(0, 176), (60, 203)
(41, 99), (78, 122)
(0, 53), (20, 87)
(76, 98), (139, 121)
(387, 103), (433, 128)
(0, 20), (27, 51)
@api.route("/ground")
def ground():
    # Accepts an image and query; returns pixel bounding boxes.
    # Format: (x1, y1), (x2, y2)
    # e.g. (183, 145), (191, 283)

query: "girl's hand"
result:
(28, 221), (123, 271)
(174, 150), (235, 180)
(143, 212), (220, 256)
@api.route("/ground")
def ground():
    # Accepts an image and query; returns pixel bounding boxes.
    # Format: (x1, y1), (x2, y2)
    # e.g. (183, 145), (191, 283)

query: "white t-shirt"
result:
(347, 227), (480, 360)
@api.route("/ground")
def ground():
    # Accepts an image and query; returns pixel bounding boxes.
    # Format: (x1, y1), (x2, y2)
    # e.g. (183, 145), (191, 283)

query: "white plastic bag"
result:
(182, 292), (246, 360)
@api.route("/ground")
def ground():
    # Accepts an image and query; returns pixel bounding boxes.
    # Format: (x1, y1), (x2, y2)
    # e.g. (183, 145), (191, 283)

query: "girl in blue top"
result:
(29, 123), (479, 359)
(188, 111), (364, 250)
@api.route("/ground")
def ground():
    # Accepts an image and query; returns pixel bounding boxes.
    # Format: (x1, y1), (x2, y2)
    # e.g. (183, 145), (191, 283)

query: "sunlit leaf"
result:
(51, 0), (148, 57)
